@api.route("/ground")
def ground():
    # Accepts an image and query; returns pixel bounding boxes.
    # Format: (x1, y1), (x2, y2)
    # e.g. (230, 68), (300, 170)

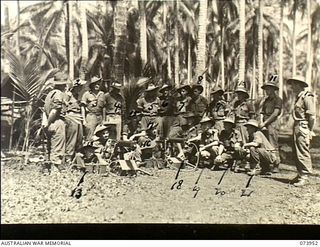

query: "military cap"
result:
(200, 116), (212, 124)
(235, 81), (249, 97)
(145, 84), (160, 92)
(90, 76), (102, 85)
(223, 117), (235, 125)
(176, 84), (191, 94)
(244, 119), (259, 128)
(192, 84), (204, 94)
(210, 85), (224, 95)
(94, 124), (114, 136)
(261, 81), (279, 90)
(287, 75), (308, 88)
(110, 81), (122, 90)
(159, 84), (173, 93)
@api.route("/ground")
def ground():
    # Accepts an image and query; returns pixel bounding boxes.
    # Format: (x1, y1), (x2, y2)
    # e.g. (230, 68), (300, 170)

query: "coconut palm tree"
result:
(112, 1), (128, 84)
(196, 0), (208, 97)
(238, 0), (246, 84)
(78, 0), (88, 80)
(6, 50), (58, 154)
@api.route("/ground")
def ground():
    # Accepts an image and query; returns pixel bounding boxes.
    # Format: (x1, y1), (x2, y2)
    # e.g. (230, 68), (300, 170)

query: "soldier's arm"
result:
(305, 94), (316, 131)
(47, 109), (59, 126)
(261, 109), (281, 128)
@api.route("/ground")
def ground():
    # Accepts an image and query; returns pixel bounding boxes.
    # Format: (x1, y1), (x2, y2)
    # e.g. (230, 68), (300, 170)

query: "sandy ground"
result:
(1, 146), (320, 224)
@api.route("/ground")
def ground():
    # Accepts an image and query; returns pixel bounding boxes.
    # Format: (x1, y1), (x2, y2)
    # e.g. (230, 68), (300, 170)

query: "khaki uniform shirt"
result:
(293, 90), (315, 121)
(104, 93), (123, 115)
(44, 89), (66, 117)
(81, 91), (105, 115)
(261, 95), (282, 121)
(209, 99), (227, 120)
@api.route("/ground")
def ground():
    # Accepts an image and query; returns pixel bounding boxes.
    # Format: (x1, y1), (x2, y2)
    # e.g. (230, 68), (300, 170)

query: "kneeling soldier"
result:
(188, 116), (219, 168)
(212, 117), (244, 169)
(243, 119), (277, 176)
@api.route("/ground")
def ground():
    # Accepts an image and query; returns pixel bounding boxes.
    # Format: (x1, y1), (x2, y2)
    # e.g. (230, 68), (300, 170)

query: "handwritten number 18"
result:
(171, 179), (183, 190)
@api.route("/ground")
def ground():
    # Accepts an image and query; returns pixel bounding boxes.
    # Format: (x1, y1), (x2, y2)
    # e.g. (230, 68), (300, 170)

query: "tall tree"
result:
(257, 0), (264, 98)
(112, 1), (128, 85)
(139, 1), (147, 67)
(79, 1), (88, 80)
(279, 0), (284, 98)
(238, 0), (246, 83)
(174, 0), (180, 87)
(67, 1), (74, 80)
(306, 0), (312, 85)
(196, 0), (208, 95)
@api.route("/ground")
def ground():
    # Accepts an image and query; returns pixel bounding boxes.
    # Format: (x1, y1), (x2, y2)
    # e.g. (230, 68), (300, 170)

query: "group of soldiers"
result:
(42, 72), (315, 187)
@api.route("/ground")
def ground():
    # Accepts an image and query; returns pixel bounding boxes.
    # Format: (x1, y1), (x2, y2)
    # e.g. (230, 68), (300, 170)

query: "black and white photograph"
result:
(1, 0), (320, 238)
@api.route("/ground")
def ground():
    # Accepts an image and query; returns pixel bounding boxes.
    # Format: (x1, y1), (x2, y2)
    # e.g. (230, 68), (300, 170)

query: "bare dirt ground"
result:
(1, 145), (320, 224)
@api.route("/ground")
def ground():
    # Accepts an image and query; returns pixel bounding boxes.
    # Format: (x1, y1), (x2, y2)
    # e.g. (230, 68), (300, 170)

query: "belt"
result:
(106, 113), (121, 115)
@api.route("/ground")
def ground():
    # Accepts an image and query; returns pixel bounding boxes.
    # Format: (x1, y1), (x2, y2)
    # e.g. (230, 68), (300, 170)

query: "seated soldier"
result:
(243, 119), (277, 176)
(92, 124), (118, 164)
(187, 116), (219, 168)
(72, 142), (99, 170)
(211, 117), (244, 170)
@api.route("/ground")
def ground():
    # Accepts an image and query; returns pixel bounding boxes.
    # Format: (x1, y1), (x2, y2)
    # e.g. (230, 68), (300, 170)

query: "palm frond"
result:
(120, 77), (150, 117)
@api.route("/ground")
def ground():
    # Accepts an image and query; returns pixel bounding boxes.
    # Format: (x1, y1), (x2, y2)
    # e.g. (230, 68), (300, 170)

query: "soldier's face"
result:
(180, 89), (188, 97)
(101, 130), (110, 140)
(291, 83), (303, 94)
(193, 89), (201, 96)
(265, 87), (274, 96)
(201, 122), (211, 131)
(162, 89), (170, 97)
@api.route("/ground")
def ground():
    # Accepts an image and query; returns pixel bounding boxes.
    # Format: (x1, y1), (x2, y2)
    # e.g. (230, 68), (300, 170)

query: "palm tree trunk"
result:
(306, 0), (312, 85)
(79, 1), (88, 80)
(239, 0), (246, 83)
(196, 0), (208, 97)
(139, 2), (147, 67)
(220, 23), (225, 90)
(68, 1), (74, 80)
(113, 1), (127, 84)
(279, 0), (284, 98)
(257, 0), (264, 98)
(292, 3), (296, 76)
(174, 0), (180, 87)
(252, 49), (256, 99)
(164, 2), (172, 80)
(187, 35), (192, 85)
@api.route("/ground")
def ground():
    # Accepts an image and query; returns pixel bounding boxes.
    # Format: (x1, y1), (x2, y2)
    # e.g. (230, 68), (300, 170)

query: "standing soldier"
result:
(208, 85), (228, 134)
(43, 73), (68, 170)
(159, 84), (178, 139)
(288, 75), (315, 187)
(176, 84), (192, 127)
(65, 78), (86, 163)
(231, 81), (255, 172)
(189, 84), (208, 125)
(104, 80), (123, 140)
(260, 79), (283, 173)
(232, 81), (255, 143)
(136, 84), (161, 140)
(81, 76), (105, 141)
